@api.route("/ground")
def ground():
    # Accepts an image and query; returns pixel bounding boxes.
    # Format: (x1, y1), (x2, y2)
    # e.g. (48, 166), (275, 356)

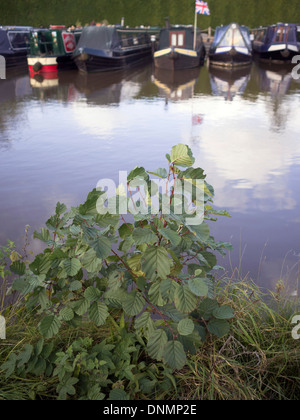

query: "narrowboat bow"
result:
(252, 23), (300, 63)
(153, 25), (206, 70)
(27, 26), (82, 76)
(209, 23), (252, 67)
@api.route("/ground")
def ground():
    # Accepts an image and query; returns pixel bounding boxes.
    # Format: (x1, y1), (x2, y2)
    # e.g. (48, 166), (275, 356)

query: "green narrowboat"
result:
(27, 25), (82, 77)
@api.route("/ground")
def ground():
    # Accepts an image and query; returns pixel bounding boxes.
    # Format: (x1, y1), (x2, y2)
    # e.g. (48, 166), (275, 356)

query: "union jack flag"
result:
(195, 0), (210, 15)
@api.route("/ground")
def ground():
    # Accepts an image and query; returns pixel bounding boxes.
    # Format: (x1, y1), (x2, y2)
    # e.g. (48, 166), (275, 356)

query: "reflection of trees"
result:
(0, 71), (31, 150)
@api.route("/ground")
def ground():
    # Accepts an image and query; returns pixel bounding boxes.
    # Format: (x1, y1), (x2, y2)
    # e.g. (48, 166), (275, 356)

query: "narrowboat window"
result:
(287, 26), (294, 43)
(178, 34), (184, 47)
(297, 28), (300, 43)
(169, 31), (185, 48)
(275, 27), (285, 43)
(219, 28), (233, 47)
(8, 31), (30, 50)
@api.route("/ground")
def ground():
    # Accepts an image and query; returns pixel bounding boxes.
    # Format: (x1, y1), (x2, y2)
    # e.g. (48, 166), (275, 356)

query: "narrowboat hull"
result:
(253, 43), (300, 63)
(27, 55), (77, 76)
(73, 45), (152, 73)
(1, 51), (28, 69)
(209, 48), (252, 68)
(154, 47), (205, 71)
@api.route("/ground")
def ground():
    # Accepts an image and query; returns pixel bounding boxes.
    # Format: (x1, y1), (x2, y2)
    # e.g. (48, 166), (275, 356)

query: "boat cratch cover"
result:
(0, 27), (30, 55)
(73, 26), (120, 56)
(212, 23), (252, 53)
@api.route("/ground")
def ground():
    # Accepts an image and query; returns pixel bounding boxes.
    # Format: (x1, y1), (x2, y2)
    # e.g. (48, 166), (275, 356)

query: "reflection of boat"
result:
(73, 26), (153, 73)
(255, 62), (292, 96)
(209, 23), (252, 67)
(0, 26), (31, 69)
(27, 26), (82, 76)
(0, 68), (31, 103)
(74, 65), (151, 105)
(153, 25), (206, 70)
(153, 67), (201, 101)
(209, 65), (251, 100)
(252, 24), (300, 63)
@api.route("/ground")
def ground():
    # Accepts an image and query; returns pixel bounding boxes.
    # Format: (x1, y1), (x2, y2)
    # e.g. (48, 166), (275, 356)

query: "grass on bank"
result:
(1, 270), (299, 401)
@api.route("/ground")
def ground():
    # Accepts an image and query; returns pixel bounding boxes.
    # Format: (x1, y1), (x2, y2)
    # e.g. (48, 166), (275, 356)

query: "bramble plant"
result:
(3, 144), (234, 399)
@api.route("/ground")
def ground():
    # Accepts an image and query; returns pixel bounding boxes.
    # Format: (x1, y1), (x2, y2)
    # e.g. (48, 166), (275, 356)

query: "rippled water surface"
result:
(0, 62), (300, 292)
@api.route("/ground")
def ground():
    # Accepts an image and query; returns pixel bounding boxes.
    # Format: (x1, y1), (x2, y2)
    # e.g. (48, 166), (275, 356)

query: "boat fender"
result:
(32, 62), (43, 73)
(281, 49), (290, 58)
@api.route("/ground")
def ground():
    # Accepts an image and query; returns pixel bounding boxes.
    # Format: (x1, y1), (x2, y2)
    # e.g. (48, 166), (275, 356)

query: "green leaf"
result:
(108, 389), (130, 401)
(1, 354), (17, 379)
(132, 228), (156, 245)
(122, 290), (145, 316)
(213, 305), (234, 320)
(84, 286), (102, 302)
(90, 236), (112, 259)
(63, 259), (81, 277)
(208, 319), (231, 338)
(189, 223), (210, 243)
(177, 318), (194, 336)
(57, 377), (79, 400)
(170, 144), (195, 168)
(39, 315), (61, 339)
(69, 280), (82, 291)
(157, 228), (182, 247)
(198, 298), (219, 320)
(141, 246), (173, 281)
(59, 307), (75, 322)
(147, 168), (168, 179)
(80, 248), (102, 273)
(174, 285), (198, 314)
(147, 329), (168, 361)
(88, 302), (109, 326)
(10, 261), (26, 276)
(163, 340), (187, 370)
(56, 202), (67, 216)
(148, 281), (166, 306)
(17, 344), (33, 368)
(73, 298), (89, 316)
(188, 278), (209, 297)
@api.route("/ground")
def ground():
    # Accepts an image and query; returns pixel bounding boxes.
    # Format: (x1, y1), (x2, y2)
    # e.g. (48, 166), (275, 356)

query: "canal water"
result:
(0, 61), (300, 293)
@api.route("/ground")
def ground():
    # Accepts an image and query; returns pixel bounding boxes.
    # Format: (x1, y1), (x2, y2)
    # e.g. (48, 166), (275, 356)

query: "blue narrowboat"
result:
(252, 23), (300, 62)
(209, 23), (252, 67)
(0, 26), (31, 69)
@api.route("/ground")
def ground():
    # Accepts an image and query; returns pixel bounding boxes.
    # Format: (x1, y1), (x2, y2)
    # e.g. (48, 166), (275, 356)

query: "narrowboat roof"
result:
(211, 23), (251, 50)
(73, 26), (120, 54)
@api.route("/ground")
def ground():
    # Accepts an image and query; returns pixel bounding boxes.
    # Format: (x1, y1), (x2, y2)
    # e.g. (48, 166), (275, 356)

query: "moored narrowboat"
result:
(153, 25), (206, 71)
(73, 25), (154, 73)
(252, 23), (300, 63)
(0, 26), (31, 69)
(27, 26), (82, 76)
(209, 23), (252, 67)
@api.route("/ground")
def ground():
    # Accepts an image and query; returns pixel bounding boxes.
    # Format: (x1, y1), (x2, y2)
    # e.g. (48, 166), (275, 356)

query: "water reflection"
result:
(153, 67), (201, 102)
(0, 63), (300, 293)
(209, 65), (251, 100)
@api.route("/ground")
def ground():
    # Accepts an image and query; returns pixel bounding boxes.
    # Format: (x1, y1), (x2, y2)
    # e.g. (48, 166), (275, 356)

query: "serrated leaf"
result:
(109, 389), (130, 401)
(141, 246), (173, 281)
(69, 280), (82, 291)
(1, 354), (17, 379)
(80, 248), (102, 273)
(213, 305), (234, 320)
(174, 285), (198, 314)
(73, 298), (89, 316)
(163, 340), (187, 370)
(147, 329), (168, 361)
(84, 286), (102, 301)
(157, 227), (182, 246)
(17, 344), (33, 368)
(122, 290), (145, 316)
(62, 259), (81, 277)
(90, 236), (112, 259)
(208, 319), (230, 338)
(39, 315), (61, 339)
(198, 298), (219, 320)
(88, 302), (109, 326)
(177, 318), (194, 336)
(188, 278), (209, 297)
(10, 261), (26, 276)
(148, 281), (166, 306)
(170, 144), (195, 168)
(59, 307), (75, 322)
(132, 228), (156, 245)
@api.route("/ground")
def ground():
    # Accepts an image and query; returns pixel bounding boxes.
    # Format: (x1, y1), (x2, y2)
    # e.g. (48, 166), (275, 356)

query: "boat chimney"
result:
(121, 17), (125, 27)
(164, 17), (170, 29)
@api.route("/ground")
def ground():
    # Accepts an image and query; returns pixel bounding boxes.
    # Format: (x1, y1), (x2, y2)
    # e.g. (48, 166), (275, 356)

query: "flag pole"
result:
(193, 4), (197, 51)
